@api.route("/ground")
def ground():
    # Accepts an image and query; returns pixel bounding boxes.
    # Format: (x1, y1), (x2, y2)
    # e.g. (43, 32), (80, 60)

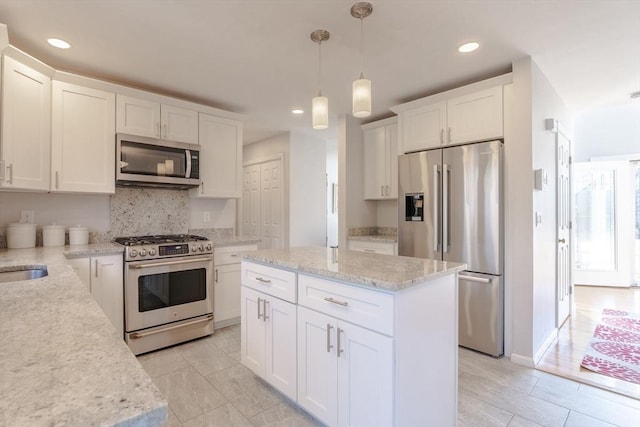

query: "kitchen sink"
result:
(0, 266), (48, 283)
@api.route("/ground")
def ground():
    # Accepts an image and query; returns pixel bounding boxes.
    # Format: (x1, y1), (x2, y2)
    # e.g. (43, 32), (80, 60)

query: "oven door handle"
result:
(129, 314), (214, 339)
(129, 257), (212, 269)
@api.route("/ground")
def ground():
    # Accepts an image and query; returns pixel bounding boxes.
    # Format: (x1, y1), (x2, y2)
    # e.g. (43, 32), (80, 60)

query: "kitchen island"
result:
(240, 246), (465, 427)
(0, 246), (167, 426)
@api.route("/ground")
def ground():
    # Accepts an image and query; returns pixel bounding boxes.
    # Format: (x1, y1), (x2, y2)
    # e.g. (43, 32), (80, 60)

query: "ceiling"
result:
(0, 1), (638, 144)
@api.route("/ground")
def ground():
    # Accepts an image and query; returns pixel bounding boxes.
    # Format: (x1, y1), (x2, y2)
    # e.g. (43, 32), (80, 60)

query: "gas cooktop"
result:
(113, 234), (209, 246)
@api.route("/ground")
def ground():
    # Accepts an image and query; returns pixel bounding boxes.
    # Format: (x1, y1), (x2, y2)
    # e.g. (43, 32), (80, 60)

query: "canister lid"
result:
(68, 225), (88, 231)
(43, 224), (65, 230)
(7, 222), (37, 229)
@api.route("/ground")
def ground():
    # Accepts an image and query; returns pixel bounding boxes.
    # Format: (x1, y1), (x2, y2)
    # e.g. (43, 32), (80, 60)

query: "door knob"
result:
(558, 238), (566, 243)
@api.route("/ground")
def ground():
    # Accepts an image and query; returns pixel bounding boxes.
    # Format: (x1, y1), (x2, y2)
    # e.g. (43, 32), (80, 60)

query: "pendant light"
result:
(351, 2), (373, 118)
(311, 29), (330, 130)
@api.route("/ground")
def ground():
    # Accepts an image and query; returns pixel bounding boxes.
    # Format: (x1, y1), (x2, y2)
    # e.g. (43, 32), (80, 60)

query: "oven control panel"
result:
(125, 241), (213, 261)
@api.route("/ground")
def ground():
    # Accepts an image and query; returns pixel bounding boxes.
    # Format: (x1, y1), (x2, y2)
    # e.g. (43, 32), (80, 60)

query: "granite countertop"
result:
(347, 235), (397, 243)
(243, 246), (466, 292)
(0, 246), (167, 426)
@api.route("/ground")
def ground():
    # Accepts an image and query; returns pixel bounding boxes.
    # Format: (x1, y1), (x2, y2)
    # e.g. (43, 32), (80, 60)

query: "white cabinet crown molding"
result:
(390, 73), (512, 114)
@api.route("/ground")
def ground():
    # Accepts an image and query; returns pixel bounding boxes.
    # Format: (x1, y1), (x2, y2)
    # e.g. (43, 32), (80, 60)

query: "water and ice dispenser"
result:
(404, 193), (424, 221)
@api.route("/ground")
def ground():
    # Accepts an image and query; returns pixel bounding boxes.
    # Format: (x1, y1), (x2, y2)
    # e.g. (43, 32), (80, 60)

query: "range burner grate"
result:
(113, 234), (209, 246)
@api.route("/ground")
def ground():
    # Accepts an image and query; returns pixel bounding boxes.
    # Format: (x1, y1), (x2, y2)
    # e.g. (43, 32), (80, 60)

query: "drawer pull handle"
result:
(256, 277), (271, 284)
(324, 297), (349, 307)
(230, 254), (239, 257)
(363, 249), (375, 253)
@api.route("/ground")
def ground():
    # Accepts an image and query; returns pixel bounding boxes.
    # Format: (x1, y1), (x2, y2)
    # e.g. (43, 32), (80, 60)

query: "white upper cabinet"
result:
(402, 101), (446, 152)
(0, 55), (51, 191)
(116, 94), (198, 144)
(190, 113), (243, 198)
(363, 117), (397, 200)
(392, 75), (510, 153)
(446, 86), (503, 145)
(51, 81), (115, 194)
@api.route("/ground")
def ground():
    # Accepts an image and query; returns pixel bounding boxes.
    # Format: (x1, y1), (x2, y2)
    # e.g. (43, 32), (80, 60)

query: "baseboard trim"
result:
(509, 353), (535, 368)
(534, 327), (559, 365)
(214, 317), (240, 330)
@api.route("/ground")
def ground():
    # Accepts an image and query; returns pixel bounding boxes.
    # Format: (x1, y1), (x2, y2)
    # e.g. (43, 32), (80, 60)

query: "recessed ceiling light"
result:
(291, 108), (304, 115)
(47, 38), (71, 49)
(458, 42), (479, 53)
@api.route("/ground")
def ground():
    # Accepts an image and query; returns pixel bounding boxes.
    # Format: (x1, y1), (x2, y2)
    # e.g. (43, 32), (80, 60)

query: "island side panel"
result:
(394, 272), (458, 427)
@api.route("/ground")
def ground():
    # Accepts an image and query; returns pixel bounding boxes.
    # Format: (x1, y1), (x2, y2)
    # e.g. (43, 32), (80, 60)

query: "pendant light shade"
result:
(351, 2), (373, 118)
(352, 73), (371, 118)
(311, 29), (330, 130)
(312, 93), (329, 129)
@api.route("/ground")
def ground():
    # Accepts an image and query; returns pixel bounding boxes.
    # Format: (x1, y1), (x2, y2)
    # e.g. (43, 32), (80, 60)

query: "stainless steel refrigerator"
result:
(398, 140), (503, 356)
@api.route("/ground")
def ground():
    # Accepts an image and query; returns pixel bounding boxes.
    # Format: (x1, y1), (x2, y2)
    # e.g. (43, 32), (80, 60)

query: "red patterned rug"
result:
(580, 308), (640, 385)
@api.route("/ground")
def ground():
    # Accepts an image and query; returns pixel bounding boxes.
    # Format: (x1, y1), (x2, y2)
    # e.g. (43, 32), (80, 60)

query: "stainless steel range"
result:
(114, 234), (214, 355)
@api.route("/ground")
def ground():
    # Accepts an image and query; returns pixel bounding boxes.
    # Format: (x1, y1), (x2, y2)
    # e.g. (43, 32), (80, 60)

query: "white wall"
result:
(573, 102), (640, 162)
(508, 57), (570, 366)
(0, 192), (110, 231)
(377, 200), (398, 228)
(189, 198), (237, 231)
(290, 131), (327, 247)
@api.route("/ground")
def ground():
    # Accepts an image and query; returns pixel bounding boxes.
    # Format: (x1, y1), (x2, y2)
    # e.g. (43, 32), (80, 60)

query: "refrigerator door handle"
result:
(433, 164), (441, 252)
(443, 163), (450, 253)
(458, 274), (492, 284)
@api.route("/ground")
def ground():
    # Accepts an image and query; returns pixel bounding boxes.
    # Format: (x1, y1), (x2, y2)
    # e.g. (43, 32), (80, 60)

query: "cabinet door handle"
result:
(447, 127), (452, 143)
(94, 259), (98, 278)
(255, 277), (271, 284)
(162, 124), (167, 138)
(6, 164), (13, 184)
(156, 122), (161, 137)
(215, 268), (218, 283)
(257, 297), (263, 319)
(55, 171), (59, 189)
(326, 323), (334, 352)
(201, 182), (204, 194)
(0, 160), (5, 182)
(380, 185), (384, 196)
(263, 299), (269, 322)
(337, 327), (344, 357)
(324, 297), (349, 307)
(440, 129), (444, 144)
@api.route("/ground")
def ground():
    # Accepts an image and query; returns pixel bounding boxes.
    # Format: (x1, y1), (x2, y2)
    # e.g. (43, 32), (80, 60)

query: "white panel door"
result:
(556, 131), (572, 326)
(264, 296), (297, 400)
(242, 164), (261, 243)
(1, 56), (51, 191)
(574, 161), (635, 287)
(337, 321), (393, 427)
(116, 94), (160, 138)
(297, 306), (338, 427)
(51, 81), (115, 193)
(261, 159), (284, 249)
(240, 286), (266, 375)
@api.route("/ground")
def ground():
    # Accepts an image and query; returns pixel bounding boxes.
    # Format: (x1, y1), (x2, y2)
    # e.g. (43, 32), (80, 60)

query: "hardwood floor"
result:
(536, 285), (640, 399)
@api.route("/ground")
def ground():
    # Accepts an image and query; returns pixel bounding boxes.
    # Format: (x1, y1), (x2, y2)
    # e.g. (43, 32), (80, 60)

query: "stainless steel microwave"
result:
(116, 133), (200, 189)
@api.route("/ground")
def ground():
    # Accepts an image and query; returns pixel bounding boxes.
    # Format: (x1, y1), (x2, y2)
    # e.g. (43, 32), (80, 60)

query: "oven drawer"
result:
(241, 261), (296, 303)
(298, 273), (394, 336)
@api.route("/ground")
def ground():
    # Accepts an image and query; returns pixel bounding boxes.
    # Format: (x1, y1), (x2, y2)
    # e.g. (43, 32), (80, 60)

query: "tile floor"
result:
(138, 324), (640, 427)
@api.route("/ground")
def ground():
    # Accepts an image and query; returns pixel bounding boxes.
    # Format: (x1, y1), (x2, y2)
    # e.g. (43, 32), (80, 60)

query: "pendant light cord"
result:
(360, 17), (364, 76)
(318, 41), (322, 95)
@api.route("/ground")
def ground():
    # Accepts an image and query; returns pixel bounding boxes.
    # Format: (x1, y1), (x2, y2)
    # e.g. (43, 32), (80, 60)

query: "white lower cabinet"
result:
(240, 286), (297, 400)
(213, 244), (258, 328)
(67, 254), (123, 337)
(297, 306), (393, 427)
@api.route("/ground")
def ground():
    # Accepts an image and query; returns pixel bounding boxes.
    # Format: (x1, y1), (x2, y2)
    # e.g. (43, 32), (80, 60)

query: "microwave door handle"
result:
(185, 149), (192, 178)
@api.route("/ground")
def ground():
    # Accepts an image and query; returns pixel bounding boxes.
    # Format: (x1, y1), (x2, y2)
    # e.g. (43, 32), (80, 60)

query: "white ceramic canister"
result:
(43, 224), (66, 247)
(68, 225), (89, 246)
(6, 223), (37, 249)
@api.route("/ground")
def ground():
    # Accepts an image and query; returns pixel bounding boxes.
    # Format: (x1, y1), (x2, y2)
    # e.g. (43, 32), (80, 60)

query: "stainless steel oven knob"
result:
(149, 248), (157, 256)
(129, 249), (138, 258)
(198, 244), (204, 252)
(191, 246), (197, 253)
(139, 249), (147, 257)
(206, 243), (212, 251)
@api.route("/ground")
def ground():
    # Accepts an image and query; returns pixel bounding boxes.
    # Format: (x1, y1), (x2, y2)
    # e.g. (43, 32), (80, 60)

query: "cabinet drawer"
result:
(348, 240), (397, 255)
(298, 274), (394, 336)
(215, 244), (258, 266)
(241, 262), (296, 303)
